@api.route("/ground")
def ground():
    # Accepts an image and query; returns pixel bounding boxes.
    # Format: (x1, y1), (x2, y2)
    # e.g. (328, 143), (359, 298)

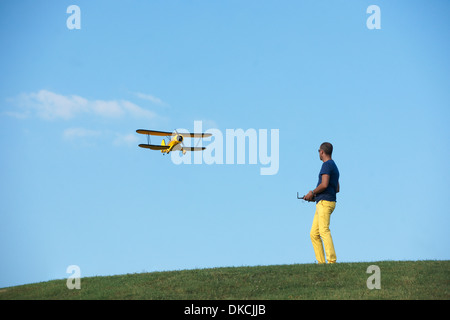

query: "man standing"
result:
(304, 142), (340, 264)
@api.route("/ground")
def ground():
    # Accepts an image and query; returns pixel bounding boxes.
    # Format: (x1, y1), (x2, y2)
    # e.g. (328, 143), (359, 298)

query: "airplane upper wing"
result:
(136, 129), (212, 138)
(136, 129), (173, 136)
(138, 144), (170, 150)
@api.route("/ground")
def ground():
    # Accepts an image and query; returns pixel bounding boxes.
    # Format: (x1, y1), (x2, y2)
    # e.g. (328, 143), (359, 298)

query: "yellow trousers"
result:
(310, 200), (336, 264)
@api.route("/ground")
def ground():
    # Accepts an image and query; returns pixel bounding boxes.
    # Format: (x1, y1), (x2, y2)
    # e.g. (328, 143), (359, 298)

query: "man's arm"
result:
(304, 174), (329, 201)
(314, 174), (329, 195)
(337, 181), (340, 193)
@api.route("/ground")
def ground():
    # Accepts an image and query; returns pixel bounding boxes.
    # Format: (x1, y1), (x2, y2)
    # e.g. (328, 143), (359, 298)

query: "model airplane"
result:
(136, 129), (212, 155)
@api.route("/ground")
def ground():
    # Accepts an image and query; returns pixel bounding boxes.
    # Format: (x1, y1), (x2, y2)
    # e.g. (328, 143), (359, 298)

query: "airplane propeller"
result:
(174, 129), (187, 154)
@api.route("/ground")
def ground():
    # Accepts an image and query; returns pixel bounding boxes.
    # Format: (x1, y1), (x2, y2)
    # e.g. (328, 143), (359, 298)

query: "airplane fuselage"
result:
(162, 134), (184, 154)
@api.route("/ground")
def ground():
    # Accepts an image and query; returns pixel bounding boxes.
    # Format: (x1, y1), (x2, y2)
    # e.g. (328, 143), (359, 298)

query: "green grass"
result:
(0, 260), (448, 300)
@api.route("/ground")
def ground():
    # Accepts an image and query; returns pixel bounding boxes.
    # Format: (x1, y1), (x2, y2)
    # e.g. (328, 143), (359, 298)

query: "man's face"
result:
(318, 148), (323, 161)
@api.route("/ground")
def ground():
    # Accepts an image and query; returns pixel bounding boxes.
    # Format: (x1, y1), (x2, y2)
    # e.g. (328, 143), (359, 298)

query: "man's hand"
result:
(304, 191), (315, 202)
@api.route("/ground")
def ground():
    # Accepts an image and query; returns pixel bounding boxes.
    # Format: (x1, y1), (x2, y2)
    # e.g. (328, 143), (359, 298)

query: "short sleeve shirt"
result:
(316, 160), (340, 203)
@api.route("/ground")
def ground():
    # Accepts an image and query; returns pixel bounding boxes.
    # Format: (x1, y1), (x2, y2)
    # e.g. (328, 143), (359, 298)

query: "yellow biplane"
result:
(136, 129), (212, 155)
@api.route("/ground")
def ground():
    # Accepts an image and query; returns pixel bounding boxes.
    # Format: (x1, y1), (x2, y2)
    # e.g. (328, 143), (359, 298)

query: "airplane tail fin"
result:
(161, 139), (166, 146)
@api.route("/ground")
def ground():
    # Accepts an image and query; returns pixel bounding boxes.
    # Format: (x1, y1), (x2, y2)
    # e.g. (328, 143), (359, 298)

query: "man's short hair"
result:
(320, 142), (333, 156)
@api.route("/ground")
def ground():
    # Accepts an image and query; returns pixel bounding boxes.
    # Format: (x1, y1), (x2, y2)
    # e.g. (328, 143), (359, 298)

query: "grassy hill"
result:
(0, 260), (448, 300)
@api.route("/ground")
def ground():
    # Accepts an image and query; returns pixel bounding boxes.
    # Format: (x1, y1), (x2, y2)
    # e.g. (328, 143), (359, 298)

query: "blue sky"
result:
(1, 0), (449, 288)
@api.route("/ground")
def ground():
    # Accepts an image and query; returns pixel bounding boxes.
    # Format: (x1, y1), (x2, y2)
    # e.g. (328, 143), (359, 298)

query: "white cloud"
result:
(3, 110), (30, 119)
(62, 127), (139, 147)
(5, 90), (169, 148)
(121, 100), (157, 119)
(132, 92), (168, 106)
(63, 128), (141, 148)
(11, 90), (157, 121)
(63, 127), (102, 140)
(14, 90), (88, 120)
(91, 100), (124, 118)
(113, 133), (139, 147)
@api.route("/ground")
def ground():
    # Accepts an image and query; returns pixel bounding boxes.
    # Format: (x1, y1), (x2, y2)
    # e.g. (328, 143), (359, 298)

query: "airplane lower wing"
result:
(179, 133), (212, 138)
(138, 144), (170, 150)
(182, 147), (206, 151)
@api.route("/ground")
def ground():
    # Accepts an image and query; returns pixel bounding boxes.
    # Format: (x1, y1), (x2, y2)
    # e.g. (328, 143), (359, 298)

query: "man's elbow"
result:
(319, 183), (328, 191)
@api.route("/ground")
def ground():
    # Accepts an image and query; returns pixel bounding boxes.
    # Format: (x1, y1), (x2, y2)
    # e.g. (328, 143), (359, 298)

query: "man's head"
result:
(318, 142), (333, 161)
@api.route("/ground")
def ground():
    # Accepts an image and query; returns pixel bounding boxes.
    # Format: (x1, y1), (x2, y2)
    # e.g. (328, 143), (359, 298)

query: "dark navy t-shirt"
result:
(316, 160), (340, 203)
